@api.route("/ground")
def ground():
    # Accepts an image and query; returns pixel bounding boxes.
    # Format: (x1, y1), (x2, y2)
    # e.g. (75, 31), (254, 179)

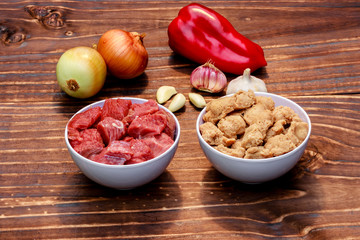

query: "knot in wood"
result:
(24, 5), (66, 29)
(42, 11), (65, 29)
(0, 23), (27, 46)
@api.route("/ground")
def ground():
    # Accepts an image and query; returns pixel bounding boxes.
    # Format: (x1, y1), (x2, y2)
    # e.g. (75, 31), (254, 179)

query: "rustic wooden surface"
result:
(1, 0), (360, 239)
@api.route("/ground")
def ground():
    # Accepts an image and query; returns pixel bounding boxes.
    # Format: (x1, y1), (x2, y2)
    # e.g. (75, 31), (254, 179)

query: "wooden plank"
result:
(0, 0), (360, 239)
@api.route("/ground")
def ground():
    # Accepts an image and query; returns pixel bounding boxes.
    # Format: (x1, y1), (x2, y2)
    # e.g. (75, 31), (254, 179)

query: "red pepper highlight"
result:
(168, 3), (267, 75)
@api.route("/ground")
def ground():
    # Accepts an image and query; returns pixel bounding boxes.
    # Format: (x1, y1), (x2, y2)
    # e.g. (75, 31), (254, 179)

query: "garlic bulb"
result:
(226, 68), (267, 95)
(190, 62), (227, 93)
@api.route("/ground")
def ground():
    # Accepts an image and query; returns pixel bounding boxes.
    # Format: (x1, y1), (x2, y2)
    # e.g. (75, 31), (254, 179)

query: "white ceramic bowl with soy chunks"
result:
(197, 91), (311, 183)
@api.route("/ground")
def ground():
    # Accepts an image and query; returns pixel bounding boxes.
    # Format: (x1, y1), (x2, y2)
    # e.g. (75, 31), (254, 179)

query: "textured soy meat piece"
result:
(243, 96), (275, 127)
(123, 99), (159, 124)
(93, 141), (133, 165)
(127, 113), (167, 138)
(68, 107), (102, 130)
(97, 117), (126, 145)
(203, 90), (255, 124)
(240, 122), (268, 149)
(101, 98), (132, 121)
(215, 144), (245, 158)
(199, 122), (235, 147)
(264, 135), (296, 157)
(244, 146), (273, 159)
(143, 133), (174, 158)
(217, 114), (246, 139)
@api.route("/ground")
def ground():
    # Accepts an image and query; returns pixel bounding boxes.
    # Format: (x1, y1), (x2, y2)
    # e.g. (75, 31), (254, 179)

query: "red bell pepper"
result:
(168, 3), (267, 75)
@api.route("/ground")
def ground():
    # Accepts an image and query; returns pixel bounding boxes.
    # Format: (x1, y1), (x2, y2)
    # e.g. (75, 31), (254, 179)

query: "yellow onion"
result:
(56, 46), (107, 98)
(97, 29), (148, 79)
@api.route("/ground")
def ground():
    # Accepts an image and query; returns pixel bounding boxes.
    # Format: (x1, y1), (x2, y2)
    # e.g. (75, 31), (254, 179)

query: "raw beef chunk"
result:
(71, 129), (104, 158)
(155, 109), (176, 139)
(97, 117), (126, 145)
(70, 128), (103, 147)
(143, 133), (174, 158)
(123, 100), (159, 124)
(73, 140), (103, 159)
(68, 127), (81, 142)
(101, 98), (132, 121)
(68, 107), (102, 130)
(125, 139), (154, 164)
(128, 113), (167, 138)
(93, 141), (133, 165)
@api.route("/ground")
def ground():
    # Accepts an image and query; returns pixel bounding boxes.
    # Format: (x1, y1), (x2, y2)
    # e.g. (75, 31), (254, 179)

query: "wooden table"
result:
(1, 0), (359, 239)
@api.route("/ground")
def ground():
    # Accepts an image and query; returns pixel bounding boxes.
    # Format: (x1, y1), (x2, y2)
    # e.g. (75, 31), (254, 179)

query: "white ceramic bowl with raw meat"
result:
(196, 92), (311, 183)
(65, 97), (180, 189)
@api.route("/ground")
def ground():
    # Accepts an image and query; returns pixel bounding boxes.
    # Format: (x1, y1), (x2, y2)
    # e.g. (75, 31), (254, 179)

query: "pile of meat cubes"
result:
(67, 99), (176, 165)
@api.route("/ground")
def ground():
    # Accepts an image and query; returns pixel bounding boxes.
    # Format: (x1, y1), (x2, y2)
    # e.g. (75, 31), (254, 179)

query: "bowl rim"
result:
(196, 91), (312, 163)
(65, 97), (181, 169)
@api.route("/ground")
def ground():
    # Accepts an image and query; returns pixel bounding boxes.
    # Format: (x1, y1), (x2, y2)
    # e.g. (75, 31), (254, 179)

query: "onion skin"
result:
(56, 46), (107, 98)
(97, 29), (148, 79)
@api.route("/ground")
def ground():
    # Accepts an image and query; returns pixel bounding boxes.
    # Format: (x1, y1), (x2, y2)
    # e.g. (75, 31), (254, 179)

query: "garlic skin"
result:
(226, 68), (267, 95)
(190, 62), (227, 93)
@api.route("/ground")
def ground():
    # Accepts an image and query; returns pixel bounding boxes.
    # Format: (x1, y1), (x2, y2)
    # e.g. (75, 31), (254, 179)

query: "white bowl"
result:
(65, 97), (180, 189)
(196, 92), (311, 183)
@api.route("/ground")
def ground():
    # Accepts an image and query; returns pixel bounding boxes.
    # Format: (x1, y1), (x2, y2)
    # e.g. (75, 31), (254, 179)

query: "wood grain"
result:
(1, 0), (360, 239)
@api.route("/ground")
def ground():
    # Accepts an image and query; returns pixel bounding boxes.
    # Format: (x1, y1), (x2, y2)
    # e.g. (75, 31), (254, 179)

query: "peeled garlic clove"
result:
(226, 68), (267, 95)
(189, 93), (206, 108)
(190, 62), (227, 93)
(156, 86), (177, 104)
(168, 93), (186, 112)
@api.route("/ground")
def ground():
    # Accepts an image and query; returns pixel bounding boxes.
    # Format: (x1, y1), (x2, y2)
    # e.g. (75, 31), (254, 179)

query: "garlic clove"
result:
(226, 68), (267, 95)
(190, 61), (227, 93)
(189, 93), (206, 108)
(168, 93), (186, 112)
(156, 86), (177, 104)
